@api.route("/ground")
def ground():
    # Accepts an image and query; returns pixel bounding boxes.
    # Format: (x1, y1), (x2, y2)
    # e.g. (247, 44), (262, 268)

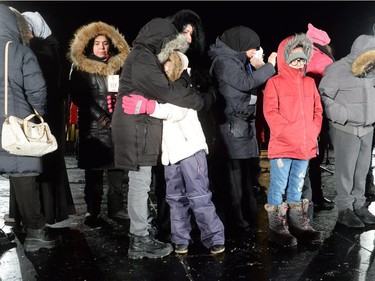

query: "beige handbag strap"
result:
(4, 41), (12, 117)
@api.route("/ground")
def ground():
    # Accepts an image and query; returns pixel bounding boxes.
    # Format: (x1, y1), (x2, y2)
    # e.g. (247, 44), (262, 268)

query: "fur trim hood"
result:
(132, 18), (189, 64)
(8, 6), (30, 46)
(277, 33), (313, 75)
(67, 21), (130, 76)
(350, 35), (375, 77)
(166, 9), (205, 55)
(165, 51), (188, 82)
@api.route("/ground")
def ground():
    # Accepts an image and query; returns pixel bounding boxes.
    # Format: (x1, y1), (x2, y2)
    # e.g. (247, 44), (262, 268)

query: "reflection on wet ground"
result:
(1, 150), (375, 281)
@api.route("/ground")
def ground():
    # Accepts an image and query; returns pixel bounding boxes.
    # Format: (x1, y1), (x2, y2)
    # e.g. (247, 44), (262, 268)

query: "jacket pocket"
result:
(229, 117), (252, 138)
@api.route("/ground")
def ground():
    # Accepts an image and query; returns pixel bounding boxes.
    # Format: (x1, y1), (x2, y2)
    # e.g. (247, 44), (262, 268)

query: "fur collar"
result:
(67, 21), (130, 76)
(352, 50), (375, 77)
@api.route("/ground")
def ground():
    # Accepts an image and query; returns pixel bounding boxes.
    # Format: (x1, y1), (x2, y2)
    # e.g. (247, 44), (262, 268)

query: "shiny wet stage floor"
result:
(1, 151), (375, 281)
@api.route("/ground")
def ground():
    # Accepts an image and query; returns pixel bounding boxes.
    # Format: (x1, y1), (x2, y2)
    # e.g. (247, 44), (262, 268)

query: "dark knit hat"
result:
(220, 26), (260, 52)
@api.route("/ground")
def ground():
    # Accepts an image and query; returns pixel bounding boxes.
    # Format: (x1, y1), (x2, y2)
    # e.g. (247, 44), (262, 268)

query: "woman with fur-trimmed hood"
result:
(263, 33), (323, 248)
(319, 34), (375, 228)
(67, 21), (130, 227)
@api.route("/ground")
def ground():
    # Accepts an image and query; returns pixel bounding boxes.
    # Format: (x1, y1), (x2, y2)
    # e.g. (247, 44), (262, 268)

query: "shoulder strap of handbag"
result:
(4, 41), (12, 117)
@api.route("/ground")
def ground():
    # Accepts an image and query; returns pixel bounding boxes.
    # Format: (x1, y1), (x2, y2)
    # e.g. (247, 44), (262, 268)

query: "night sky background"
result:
(4, 1), (375, 67)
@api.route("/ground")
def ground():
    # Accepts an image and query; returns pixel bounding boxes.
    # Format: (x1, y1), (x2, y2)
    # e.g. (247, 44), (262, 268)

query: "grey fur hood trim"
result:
(67, 21), (130, 76)
(283, 33), (313, 63)
(9, 7), (30, 46)
(157, 33), (189, 64)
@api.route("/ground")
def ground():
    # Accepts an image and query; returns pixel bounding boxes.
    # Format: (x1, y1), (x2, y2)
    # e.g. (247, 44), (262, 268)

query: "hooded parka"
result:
(208, 26), (276, 159)
(0, 4), (47, 174)
(263, 34), (323, 160)
(111, 18), (205, 171)
(67, 21), (130, 169)
(319, 35), (375, 212)
(319, 35), (375, 135)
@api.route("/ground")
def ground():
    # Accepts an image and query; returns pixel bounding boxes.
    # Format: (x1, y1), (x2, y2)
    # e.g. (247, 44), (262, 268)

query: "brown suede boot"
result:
(288, 199), (323, 245)
(264, 202), (297, 248)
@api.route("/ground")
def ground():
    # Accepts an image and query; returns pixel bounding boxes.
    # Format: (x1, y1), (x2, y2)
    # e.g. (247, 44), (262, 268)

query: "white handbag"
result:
(1, 41), (58, 157)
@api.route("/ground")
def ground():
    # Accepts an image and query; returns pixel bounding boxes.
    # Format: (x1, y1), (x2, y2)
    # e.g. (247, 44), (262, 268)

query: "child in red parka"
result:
(263, 33), (323, 248)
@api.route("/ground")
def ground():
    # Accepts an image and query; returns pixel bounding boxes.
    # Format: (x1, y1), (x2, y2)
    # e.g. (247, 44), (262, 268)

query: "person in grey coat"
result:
(319, 34), (375, 228)
(0, 4), (61, 252)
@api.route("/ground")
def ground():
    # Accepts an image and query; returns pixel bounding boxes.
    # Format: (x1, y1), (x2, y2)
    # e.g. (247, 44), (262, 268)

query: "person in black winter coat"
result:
(68, 21), (130, 228)
(152, 9), (214, 243)
(0, 5), (61, 252)
(111, 17), (212, 259)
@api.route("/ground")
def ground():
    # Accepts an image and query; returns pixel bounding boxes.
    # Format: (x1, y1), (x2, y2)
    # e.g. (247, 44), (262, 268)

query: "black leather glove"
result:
(176, 69), (192, 88)
(198, 87), (217, 111)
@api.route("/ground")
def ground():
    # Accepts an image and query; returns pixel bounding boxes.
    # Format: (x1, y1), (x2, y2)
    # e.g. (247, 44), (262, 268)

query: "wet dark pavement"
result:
(1, 150), (375, 281)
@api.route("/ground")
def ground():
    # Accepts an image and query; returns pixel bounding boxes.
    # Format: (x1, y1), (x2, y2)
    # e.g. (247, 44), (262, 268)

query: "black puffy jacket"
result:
(111, 18), (204, 171)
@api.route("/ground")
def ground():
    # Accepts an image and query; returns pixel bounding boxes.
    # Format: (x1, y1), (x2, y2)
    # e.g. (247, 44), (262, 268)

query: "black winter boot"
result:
(288, 199), (323, 245)
(24, 227), (62, 252)
(128, 234), (173, 259)
(337, 209), (365, 228)
(264, 203), (297, 248)
(365, 179), (375, 197)
(354, 206), (375, 224)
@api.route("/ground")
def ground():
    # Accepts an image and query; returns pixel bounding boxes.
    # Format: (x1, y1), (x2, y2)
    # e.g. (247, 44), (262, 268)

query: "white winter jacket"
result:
(150, 102), (208, 165)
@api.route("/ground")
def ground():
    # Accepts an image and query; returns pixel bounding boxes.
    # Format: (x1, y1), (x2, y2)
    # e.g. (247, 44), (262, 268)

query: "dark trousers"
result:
(225, 159), (257, 231)
(84, 169), (126, 217)
(10, 175), (45, 229)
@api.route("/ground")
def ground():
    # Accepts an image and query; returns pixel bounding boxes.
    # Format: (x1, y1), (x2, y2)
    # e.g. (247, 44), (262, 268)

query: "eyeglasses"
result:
(290, 58), (307, 66)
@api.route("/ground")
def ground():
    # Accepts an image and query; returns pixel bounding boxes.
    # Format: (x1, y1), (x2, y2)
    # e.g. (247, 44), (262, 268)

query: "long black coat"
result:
(68, 21), (130, 169)
(29, 34), (76, 223)
(0, 4), (47, 174)
(111, 18), (204, 171)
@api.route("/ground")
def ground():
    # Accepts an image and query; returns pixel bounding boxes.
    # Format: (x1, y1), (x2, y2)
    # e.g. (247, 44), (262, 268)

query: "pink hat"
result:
(306, 23), (331, 45)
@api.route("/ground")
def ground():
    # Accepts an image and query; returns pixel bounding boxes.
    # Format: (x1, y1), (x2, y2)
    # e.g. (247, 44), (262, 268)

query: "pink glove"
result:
(107, 93), (117, 113)
(122, 94), (156, 115)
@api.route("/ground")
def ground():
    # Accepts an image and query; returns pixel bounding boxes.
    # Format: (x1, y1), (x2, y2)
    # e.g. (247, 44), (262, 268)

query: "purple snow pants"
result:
(164, 149), (225, 249)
